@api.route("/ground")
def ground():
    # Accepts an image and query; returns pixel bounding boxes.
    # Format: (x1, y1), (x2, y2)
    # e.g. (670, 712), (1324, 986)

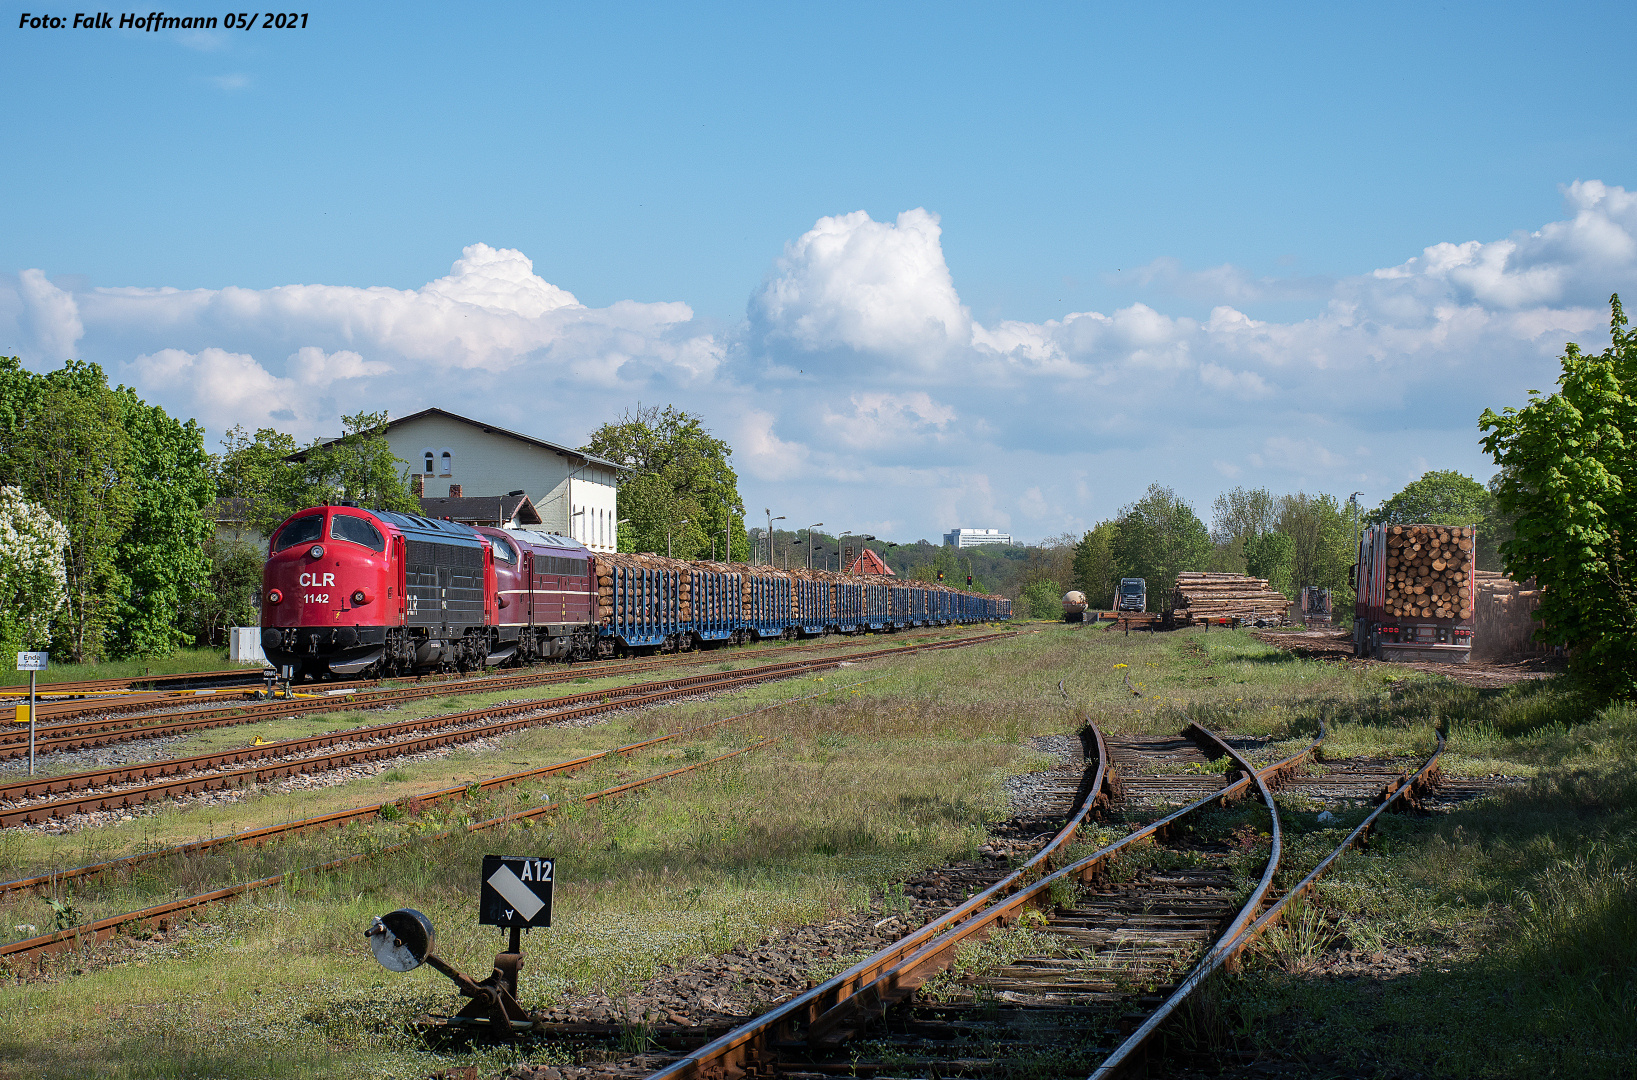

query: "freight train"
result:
(260, 504), (1012, 680)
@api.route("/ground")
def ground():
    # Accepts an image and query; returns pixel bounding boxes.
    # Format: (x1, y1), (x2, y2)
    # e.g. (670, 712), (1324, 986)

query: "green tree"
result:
(1208, 486), (1277, 574)
(1274, 492), (1355, 607)
(1112, 484), (1210, 610)
(187, 537), (265, 647)
(297, 410), (419, 514)
(213, 425), (303, 537)
(582, 405), (746, 561)
(1480, 294), (1637, 699)
(0, 486), (69, 657)
(1243, 530), (1295, 597)
(10, 381), (134, 661)
(1021, 578), (1061, 619)
(1367, 469), (1509, 570)
(108, 391), (216, 657)
(1071, 521), (1121, 608)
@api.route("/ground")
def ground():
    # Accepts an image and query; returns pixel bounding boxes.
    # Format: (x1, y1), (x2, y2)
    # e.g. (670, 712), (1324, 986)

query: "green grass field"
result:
(0, 625), (1630, 1079)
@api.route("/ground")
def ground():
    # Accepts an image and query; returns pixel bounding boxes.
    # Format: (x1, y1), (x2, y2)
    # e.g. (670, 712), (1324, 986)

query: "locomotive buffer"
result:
(365, 854), (553, 1037)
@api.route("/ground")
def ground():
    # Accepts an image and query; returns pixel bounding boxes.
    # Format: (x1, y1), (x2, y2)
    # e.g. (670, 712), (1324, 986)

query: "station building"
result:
(379, 408), (623, 553)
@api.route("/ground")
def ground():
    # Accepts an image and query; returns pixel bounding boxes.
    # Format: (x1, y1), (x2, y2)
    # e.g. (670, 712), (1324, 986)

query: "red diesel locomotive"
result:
(260, 505), (601, 679)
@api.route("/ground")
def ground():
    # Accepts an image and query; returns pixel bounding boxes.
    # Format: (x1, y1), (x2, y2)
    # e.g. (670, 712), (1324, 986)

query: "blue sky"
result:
(5, 2), (1636, 542)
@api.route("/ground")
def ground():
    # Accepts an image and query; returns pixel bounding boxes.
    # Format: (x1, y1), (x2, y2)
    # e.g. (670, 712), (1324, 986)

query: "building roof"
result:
(418, 494), (543, 526)
(386, 408), (625, 471)
(290, 408), (626, 472)
(848, 548), (896, 576)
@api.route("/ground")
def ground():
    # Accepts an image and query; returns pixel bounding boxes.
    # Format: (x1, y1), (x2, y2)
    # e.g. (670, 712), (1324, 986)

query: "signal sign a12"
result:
(479, 854), (554, 928)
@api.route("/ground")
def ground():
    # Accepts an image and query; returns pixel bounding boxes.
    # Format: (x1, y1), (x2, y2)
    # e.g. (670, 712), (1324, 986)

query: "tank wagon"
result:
(262, 505), (1011, 679)
(1061, 590), (1089, 622)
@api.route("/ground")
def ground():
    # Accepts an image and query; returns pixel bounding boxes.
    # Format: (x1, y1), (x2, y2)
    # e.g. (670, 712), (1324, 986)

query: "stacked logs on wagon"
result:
(595, 553), (694, 623)
(1170, 572), (1289, 624)
(1381, 524), (1474, 621)
(596, 554), (1003, 625)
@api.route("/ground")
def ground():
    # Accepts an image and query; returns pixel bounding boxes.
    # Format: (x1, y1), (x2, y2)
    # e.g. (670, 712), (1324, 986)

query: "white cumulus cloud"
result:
(5, 181), (1633, 541)
(749, 208), (971, 368)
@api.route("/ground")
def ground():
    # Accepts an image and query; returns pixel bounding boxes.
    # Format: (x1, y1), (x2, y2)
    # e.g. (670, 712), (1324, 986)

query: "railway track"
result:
(0, 738), (777, 967)
(0, 632), (1011, 827)
(0, 667), (271, 696)
(2, 626), (989, 744)
(0, 677), (882, 901)
(607, 720), (1453, 1080)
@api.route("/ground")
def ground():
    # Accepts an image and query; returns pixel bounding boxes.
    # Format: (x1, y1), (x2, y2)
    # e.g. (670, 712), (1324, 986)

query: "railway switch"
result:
(365, 855), (554, 1038)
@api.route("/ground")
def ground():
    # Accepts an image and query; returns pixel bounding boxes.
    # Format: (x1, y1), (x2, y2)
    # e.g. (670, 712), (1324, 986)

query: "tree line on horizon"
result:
(1005, 471), (1513, 622)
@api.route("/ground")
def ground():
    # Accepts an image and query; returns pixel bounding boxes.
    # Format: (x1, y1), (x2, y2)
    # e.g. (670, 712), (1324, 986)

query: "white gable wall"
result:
(384, 414), (620, 553)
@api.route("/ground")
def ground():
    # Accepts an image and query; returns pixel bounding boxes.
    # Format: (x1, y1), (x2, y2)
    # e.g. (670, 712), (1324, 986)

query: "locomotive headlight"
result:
(266, 589), (283, 604)
(308, 545), (325, 559)
(351, 590), (368, 605)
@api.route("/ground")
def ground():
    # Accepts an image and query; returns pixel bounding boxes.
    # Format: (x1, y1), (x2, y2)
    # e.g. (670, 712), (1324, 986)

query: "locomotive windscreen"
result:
(331, 513), (386, 552)
(272, 514), (324, 552)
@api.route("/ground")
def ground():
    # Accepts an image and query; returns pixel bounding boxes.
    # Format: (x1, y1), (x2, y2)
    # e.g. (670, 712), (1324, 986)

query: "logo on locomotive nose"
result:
(299, 572), (337, 587)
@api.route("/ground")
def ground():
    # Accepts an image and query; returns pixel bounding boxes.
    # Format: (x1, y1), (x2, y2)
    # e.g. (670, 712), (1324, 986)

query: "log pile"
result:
(595, 553), (693, 623)
(1171, 573), (1289, 623)
(1471, 570), (1545, 659)
(595, 553), (1006, 625)
(1381, 524), (1474, 620)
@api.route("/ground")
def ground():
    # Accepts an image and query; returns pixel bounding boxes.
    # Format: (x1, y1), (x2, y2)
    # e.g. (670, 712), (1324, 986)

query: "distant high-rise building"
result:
(944, 528), (1013, 548)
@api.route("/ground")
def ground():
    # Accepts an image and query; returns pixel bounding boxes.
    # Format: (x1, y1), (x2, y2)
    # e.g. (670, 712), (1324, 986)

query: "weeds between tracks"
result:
(1, 625), (1633, 1078)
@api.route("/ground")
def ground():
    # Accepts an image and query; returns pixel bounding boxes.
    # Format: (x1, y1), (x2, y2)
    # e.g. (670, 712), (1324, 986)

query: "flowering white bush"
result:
(0, 486), (69, 654)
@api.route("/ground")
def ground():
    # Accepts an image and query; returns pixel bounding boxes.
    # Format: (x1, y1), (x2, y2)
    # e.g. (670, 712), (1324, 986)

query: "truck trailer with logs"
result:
(1352, 523), (1475, 663)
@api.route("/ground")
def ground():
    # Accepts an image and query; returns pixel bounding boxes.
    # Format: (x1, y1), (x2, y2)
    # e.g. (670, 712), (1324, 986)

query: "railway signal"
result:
(480, 854), (554, 929)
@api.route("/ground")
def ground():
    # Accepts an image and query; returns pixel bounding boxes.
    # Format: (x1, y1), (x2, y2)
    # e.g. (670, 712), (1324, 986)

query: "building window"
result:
(439, 449), (453, 476)
(422, 448), (435, 474)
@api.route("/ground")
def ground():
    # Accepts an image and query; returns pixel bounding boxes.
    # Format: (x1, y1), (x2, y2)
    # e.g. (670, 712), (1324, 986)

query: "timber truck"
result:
(1352, 523), (1475, 663)
(1115, 578), (1147, 613)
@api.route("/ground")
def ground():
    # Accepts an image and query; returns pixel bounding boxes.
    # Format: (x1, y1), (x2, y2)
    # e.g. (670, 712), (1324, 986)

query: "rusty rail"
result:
(1, 626), (987, 749)
(0, 677), (886, 898)
(0, 739), (776, 964)
(0, 633), (1009, 826)
(1085, 725), (1433, 1079)
(650, 721), (1321, 1080)
(1223, 725), (1445, 967)
(802, 722), (1293, 1046)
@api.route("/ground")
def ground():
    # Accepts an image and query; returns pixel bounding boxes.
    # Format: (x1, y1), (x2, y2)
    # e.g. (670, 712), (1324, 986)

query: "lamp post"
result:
(616, 518), (630, 554)
(765, 510), (784, 566)
(724, 498), (744, 564)
(806, 523), (824, 570)
(667, 518), (689, 559)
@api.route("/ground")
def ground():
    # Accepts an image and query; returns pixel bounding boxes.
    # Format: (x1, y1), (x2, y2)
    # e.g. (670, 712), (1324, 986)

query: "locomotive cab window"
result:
(271, 514), (324, 552)
(331, 514), (385, 552)
(490, 536), (517, 563)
